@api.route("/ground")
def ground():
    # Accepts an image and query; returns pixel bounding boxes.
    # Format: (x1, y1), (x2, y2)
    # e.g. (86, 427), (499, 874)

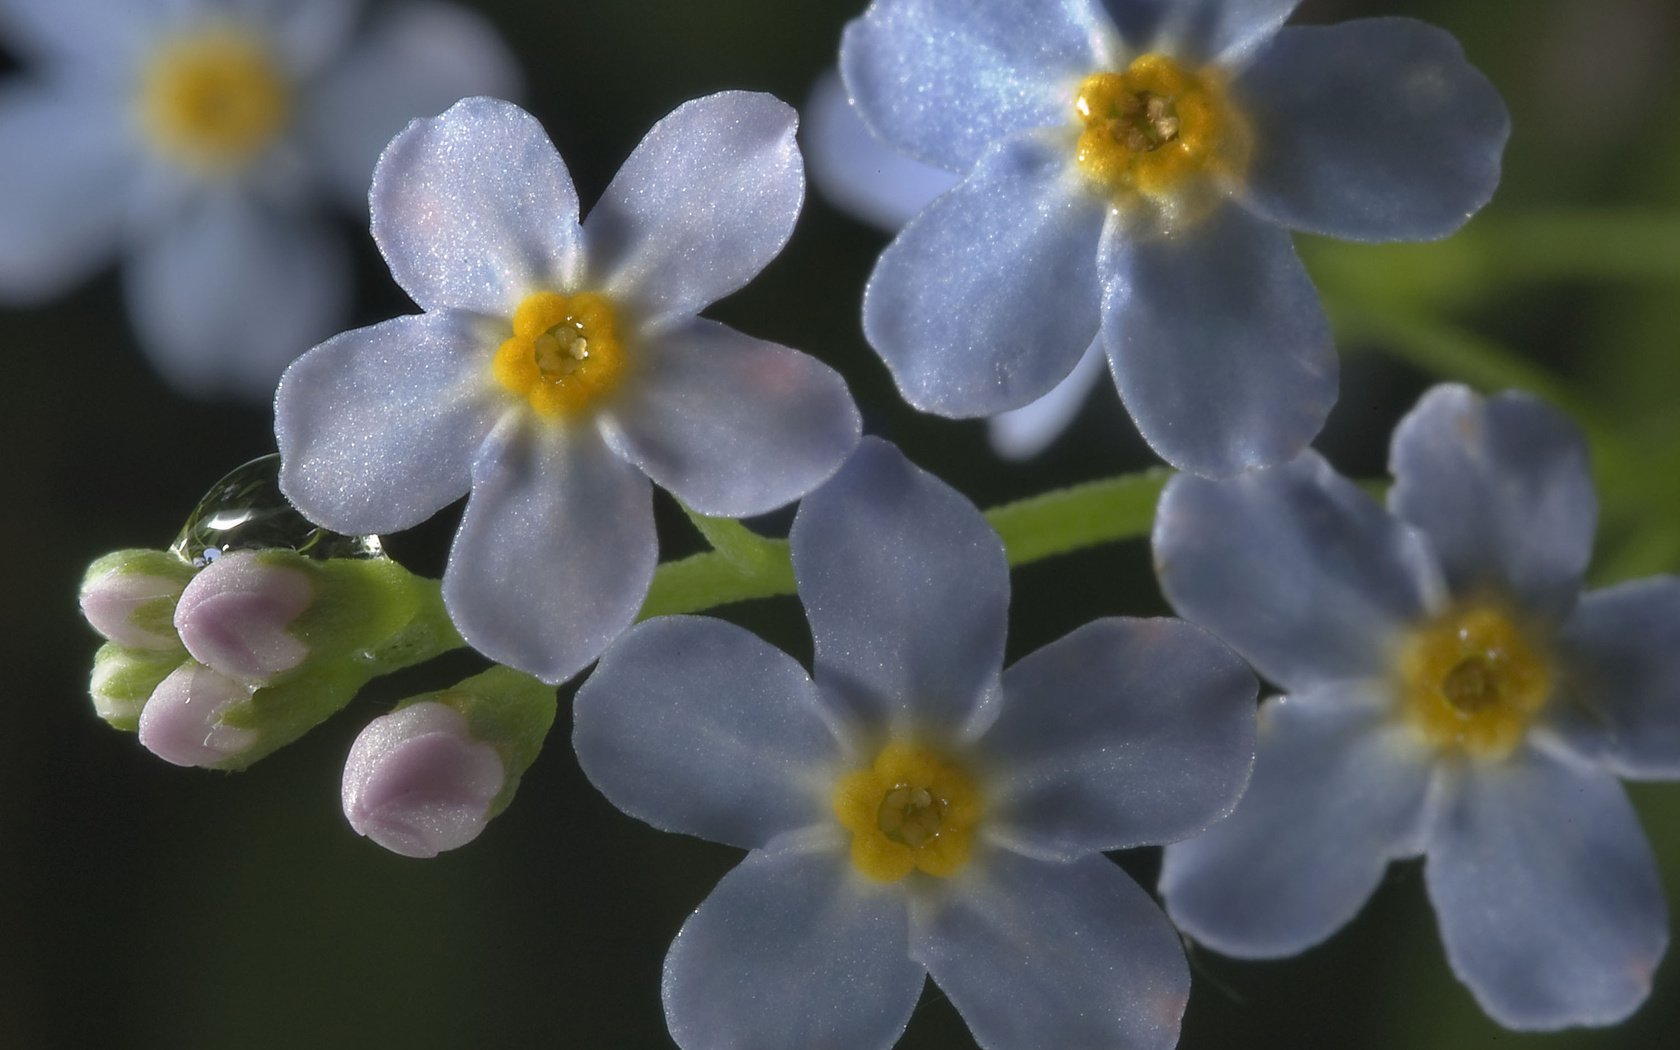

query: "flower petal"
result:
(371, 96), (581, 317)
(443, 421), (655, 685)
(124, 189), (349, 401)
(913, 850), (1189, 1050)
(1555, 578), (1680, 779)
(984, 618), (1257, 858)
(791, 438), (1007, 737)
(1159, 686), (1435, 957)
(598, 319), (859, 517)
(1236, 19), (1508, 242)
(1135, 0), (1304, 66)
(1102, 200), (1335, 477)
(573, 616), (843, 850)
(1426, 748), (1666, 1030)
(0, 85), (132, 301)
(840, 0), (1109, 172)
(863, 131), (1106, 417)
(275, 311), (498, 534)
(1388, 384), (1596, 625)
(255, 0), (358, 76)
(304, 1), (521, 209)
(583, 91), (804, 328)
(985, 340), (1105, 460)
(1153, 451), (1443, 690)
(663, 840), (924, 1050)
(0, 0), (161, 65)
(803, 67), (958, 232)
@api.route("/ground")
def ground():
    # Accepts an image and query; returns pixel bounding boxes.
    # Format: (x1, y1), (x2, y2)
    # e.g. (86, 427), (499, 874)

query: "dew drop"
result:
(170, 454), (383, 567)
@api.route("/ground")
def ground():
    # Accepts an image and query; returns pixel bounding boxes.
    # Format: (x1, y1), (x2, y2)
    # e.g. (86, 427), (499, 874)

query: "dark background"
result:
(6, 1), (1680, 1047)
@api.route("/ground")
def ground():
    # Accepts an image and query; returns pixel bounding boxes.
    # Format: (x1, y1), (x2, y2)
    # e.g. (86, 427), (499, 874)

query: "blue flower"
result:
(573, 438), (1257, 1050)
(805, 66), (1107, 461)
(0, 0), (519, 398)
(275, 96), (860, 685)
(1153, 383), (1677, 1029)
(841, 0), (1509, 477)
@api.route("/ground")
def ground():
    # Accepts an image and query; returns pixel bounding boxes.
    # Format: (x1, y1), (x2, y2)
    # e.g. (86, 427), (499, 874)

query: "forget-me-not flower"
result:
(0, 0), (517, 398)
(573, 437), (1257, 1050)
(842, 0), (1509, 477)
(1153, 383), (1678, 1029)
(275, 95), (861, 685)
(806, 67), (1107, 461)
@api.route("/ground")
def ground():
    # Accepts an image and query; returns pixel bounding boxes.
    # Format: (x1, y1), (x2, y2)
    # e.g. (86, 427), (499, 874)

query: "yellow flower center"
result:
(491, 291), (628, 419)
(1396, 602), (1554, 759)
(139, 28), (291, 172)
(833, 741), (982, 883)
(1073, 54), (1249, 207)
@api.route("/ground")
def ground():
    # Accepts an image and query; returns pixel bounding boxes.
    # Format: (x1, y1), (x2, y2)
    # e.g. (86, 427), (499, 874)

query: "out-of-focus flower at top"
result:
(1154, 383), (1679, 1030)
(0, 0), (519, 399)
(841, 0), (1509, 477)
(574, 438), (1256, 1050)
(805, 67), (1105, 461)
(275, 95), (861, 686)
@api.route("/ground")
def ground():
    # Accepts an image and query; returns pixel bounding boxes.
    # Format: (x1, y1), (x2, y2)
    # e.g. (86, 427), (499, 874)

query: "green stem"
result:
(639, 469), (1172, 619)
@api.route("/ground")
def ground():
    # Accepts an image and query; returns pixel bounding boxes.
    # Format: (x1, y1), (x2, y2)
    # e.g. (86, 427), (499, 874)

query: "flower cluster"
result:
(62, 0), (1680, 1048)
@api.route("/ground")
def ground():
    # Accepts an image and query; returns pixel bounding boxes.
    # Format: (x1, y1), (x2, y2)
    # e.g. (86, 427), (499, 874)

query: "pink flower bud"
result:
(137, 662), (258, 768)
(80, 568), (186, 650)
(173, 551), (314, 682)
(342, 701), (506, 859)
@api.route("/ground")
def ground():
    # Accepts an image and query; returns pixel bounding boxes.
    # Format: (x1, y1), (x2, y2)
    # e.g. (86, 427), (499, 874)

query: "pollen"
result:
(832, 740), (982, 883)
(139, 27), (292, 172)
(491, 291), (628, 419)
(1072, 54), (1249, 207)
(1396, 602), (1554, 760)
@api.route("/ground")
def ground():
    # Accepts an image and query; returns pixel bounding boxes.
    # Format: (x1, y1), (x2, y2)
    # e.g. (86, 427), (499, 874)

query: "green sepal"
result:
(212, 659), (376, 772)
(398, 666), (557, 818)
(89, 643), (188, 732)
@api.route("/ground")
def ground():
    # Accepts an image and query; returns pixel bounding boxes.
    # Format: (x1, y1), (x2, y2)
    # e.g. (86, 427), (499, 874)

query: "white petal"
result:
(913, 850), (1189, 1050)
(443, 421), (655, 685)
(985, 340), (1105, 460)
(0, 85), (132, 301)
(1426, 748), (1666, 1029)
(574, 616), (843, 850)
(1153, 452), (1444, 691)
(583, 91), (802, 328)
(371, 97), (582, 316)
(1236, 19), (1508, 241)
(1160, 686), (1436, 957)
(275, 311), (499, 534)
(839, 0), (1110, 171)
(663, 841), (924, 1050)
(863, 131), (1106, 418)
(803, 67), (958, 232)
(124, 188), (350, 401)
(1150, 0), (1301, 67)
(598, 319), (859, 517)
(252, 0), (359, 76)
(304, 0), (522, 209)
(984, 617), (1256, 859)
(1102, 200), (1336, 478)
(791, 438), (1007, 736)
(1388, 384), (1596, 625)
(1555, 578), (1680, 779)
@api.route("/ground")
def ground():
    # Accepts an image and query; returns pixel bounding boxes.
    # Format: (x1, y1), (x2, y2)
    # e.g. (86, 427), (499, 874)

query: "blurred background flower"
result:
(6, 1), (1680, 1048)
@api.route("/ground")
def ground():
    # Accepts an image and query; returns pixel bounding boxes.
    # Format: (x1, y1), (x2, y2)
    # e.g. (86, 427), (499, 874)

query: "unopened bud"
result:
(173, 550), (314, 681)
(137, 662), (258, 768)
(90, 644), (188, 732)
(342, 702), (506, 858)
(341, 667), (556, 858)
(80, 550), (195, 651)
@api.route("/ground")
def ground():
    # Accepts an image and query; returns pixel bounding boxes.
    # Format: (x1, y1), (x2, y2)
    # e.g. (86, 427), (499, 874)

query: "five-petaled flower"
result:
(275, 95), (861, 685)
(574, 438), (1257, 1050)
(0, 0), (518, 398)
(841, 0), (1509, 477)
(1154, 383), (1678, 1030)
